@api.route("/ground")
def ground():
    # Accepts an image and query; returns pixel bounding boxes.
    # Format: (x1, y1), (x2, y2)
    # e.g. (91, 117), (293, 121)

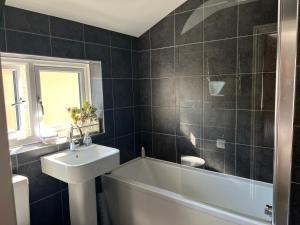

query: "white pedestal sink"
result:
(41, 144), (120, 225)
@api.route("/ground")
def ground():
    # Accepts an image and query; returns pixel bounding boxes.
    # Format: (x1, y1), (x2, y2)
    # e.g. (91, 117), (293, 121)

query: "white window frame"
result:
(1, 53), (94, 148)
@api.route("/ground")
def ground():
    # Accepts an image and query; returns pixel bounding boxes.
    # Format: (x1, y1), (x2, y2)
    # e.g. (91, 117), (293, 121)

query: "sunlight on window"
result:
(39, 71), (81, 137)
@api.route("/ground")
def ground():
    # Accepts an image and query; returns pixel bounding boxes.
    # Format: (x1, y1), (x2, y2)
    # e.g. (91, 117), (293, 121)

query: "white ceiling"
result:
(5, 0), (187, 37)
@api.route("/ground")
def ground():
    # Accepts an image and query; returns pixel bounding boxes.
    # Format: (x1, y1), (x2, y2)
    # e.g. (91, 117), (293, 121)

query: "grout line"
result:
(30, 190), (63, 205)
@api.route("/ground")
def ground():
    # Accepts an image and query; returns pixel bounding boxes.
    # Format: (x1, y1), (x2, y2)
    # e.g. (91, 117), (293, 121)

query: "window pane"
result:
(39, 70), (81, 137)
(2, 69), (18, 132)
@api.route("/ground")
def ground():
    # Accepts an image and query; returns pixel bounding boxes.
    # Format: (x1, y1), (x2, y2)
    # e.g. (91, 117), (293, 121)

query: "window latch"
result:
(37, 96), (44, 115)
(11, 98), (26, 106)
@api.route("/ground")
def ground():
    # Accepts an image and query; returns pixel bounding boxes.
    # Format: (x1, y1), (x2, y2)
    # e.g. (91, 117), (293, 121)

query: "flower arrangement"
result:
(67, 101), (98, 126)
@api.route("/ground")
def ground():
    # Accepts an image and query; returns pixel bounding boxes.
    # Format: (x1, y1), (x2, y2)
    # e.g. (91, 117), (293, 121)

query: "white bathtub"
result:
(102, 157), (273, 225)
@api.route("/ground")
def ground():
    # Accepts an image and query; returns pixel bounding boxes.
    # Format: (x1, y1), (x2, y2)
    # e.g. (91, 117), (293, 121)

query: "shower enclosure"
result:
(129, 0), (299, 224)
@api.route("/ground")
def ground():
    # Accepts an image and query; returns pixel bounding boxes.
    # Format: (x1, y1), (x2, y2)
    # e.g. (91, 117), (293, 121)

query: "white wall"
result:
(0, 56), (17, 225)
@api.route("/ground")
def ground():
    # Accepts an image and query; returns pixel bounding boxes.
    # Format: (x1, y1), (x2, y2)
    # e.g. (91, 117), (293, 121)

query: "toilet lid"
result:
(181, 156), (205, 167)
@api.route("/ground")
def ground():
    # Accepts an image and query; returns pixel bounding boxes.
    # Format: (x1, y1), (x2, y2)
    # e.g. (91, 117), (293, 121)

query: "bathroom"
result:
(0, 0), (299, 224)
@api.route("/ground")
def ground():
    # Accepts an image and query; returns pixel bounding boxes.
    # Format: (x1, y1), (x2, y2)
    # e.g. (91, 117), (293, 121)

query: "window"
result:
(1, 53), (101, 148)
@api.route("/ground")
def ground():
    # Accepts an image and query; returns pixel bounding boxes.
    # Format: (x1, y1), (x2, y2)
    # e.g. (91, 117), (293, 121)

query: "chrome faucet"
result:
(69, 124), (83, 151)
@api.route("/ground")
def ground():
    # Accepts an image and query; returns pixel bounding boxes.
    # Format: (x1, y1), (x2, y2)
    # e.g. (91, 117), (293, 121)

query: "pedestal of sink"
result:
(41, 144), (120, 225)
(69, 179), (97, 225)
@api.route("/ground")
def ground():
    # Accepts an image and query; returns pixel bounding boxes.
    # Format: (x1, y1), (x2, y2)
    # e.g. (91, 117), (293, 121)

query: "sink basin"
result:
(41, 144), (120, 225)
(41, 144), (119, 184)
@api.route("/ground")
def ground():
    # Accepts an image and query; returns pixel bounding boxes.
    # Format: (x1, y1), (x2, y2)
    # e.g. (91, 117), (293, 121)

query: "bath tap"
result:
(69, 124), (83, 151)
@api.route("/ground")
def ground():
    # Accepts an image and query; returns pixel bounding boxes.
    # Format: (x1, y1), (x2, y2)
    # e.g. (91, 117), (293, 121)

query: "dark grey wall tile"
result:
(176, 105), (202, 125)
(102, 79), (113, 109)
(236, 110), (252, 145)
(51, 38), (84, 59)
(238, 34), (277, 74)
(176, 122), (201, 138)
(236, 144), (251, 179)
(153, 106), (176, 135)
(0, 29), (6, 51)
(254, 111), (274, 148)
(203, 107), (236, 129)
(92, 110), (114, 143)
(153, 133), (176, 162)
(17, 145), (58, 165)
(175, 0), (203, 13)
(203, 2), (237, 41)
(111, 31), (132, 49)
(255, 73), (276, 111)
(85, 44), (111, 77)
(254, 147), (273, 183)
(176, 77), (203, 107)
(111, 48), (132, 78)
(134, 106), (152, 132)
(137, 51), (150, 78)
(137, 31), (150, 50)
(150, 16), (174, 49)
(30, 193), (63, 225)
(204, 38), (237, 75)
(61, 190), (70, 225)
(50, 17), (83, 41)
(6, 30), (51, 56)
(203, 126), (235, 143)
(5, 7), (49, 34)
(114, 108), (134, 136)
(18, 160), (60, 203)
(133, 79), (151, 106)
(175, 9), (203, 45)
(115, 134), (136, 163)
(113, 79), (133, 108)
(84, 25), (110, 45)
(225, 146), (236, 175)
(175, 43), (203, 76)
(238, 0), (277, 36)
(290, 183), (300, 225)
(152, 78), (176, 106)
(237, 74), (253, 110)
(151, 47), (174, 78)
(202, 140), (225, 173)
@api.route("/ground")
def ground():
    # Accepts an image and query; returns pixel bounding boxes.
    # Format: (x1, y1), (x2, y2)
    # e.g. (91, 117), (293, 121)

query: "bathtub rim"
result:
(103, 157), (272, 225)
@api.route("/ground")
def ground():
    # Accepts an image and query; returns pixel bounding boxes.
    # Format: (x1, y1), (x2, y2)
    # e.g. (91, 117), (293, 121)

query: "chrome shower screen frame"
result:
(273, 0), (298, 223)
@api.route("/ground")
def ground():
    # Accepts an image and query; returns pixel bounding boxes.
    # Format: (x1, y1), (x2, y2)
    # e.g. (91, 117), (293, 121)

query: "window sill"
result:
(10, 140), (68, 156)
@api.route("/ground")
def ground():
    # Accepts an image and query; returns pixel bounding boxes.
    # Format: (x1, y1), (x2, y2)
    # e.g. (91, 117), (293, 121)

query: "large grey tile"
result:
(6, 30), (50, 56)
(151, 47), (175, 78)
(51, 38), (84, 59)
(150, 16), (174, 49)
(175, 9), (204, 45)
(84, 25), (110, 45)
(204, 38), (237, 75)
(175, 43), (203, 76)
(50, 16), (83, 41)
(5, 6), (49, 34)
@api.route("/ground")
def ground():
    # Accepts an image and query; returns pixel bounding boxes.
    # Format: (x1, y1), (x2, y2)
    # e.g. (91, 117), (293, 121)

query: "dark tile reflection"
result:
(204, 38), (237, 75)
(238, 0), (277, 36)
(150, 16), (174, 49)
(203, 1), (237, 41)
(153, 133), (176, 162)
(175, 44), (203, 76)
(175, 9), (204, 45)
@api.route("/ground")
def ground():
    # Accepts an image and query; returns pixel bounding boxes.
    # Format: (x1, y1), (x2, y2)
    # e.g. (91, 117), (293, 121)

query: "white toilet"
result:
(181, 156), (205, 168)
(12, 175), (30, 225)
